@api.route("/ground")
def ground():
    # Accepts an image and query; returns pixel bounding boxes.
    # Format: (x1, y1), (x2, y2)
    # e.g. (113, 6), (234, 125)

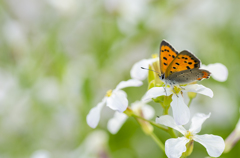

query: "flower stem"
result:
(187, 98), (193, 107)
(149, 132), (165, 151)
(163, 95), (172, 115)
(163, 106), (169, 115)
(168, 127), (178, 138)
(132, 114), (168, 131)
(132, 113), (178, 138)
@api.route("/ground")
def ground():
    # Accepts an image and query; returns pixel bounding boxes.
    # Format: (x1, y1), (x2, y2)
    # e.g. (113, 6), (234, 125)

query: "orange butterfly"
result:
(159, 40), (211, 88)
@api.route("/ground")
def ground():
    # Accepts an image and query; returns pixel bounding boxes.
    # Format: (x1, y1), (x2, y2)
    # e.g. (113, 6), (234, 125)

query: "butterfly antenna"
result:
(141, 67), (161, 77)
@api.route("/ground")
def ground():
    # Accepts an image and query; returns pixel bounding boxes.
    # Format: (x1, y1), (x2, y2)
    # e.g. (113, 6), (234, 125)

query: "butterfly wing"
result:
(160, 40), (178, 75)
(165, 50), (201, 78)
(166, 69), (211, 84)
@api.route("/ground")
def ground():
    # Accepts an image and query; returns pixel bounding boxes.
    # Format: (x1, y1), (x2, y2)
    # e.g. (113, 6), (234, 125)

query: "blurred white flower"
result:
(130, 57), (158, 80)
(104, 0), (147, 26)
(47, 0), (77, 15)
(70, 130), (109, 158)
(156, 113), (225, 158)
(107, 100), (154, 134)
(224, 116), (240, 153)
(202, 63), (228, 82)
(142, 84), (213, 125)
(87, 79), (143, 128)
(30, 150), (50, 158)
(3, 20), (27, 50)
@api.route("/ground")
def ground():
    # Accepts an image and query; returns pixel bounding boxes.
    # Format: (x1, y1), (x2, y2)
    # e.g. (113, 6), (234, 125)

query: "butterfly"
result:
(159, 40), (211, 90)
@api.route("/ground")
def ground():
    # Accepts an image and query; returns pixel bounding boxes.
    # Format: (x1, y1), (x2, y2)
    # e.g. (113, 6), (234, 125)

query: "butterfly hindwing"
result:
(160, 40), (178, 75)
(166, 69), (211, 84)
(165, 50), (200, 77)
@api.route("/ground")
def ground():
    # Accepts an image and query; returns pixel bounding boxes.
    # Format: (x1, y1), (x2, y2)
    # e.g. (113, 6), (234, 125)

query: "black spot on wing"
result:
(163, 57), (167, 60)
(186, 66), (190, 69)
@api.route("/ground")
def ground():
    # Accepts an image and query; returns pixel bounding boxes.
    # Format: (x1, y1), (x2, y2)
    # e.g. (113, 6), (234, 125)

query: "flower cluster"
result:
(86, 50), (228, 157)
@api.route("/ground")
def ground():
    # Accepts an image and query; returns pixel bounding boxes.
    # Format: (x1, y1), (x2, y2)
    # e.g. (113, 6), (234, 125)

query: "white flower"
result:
(86, 79), (143, 128)
(142, 84), (213, 125)
(224, 117), (240, 153)
(30, 150), (50, 158)
(202, 63), (228, 82)
(107, 100), (155, 134)
(72, 130), (109, 158)
(130, 57), (158, 80)
(156, 113), (225, 158)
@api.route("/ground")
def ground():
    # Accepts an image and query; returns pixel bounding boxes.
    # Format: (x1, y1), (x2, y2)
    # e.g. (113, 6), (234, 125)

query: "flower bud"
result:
(181, 140), (194, 157)
(124, 107), (134, 116)
(188, 92), (197, 99)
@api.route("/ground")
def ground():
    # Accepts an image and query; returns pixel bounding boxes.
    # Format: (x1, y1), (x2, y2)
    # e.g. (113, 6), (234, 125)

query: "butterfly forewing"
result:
(165, 50), (200, 78)
(166, 69), (211, 84)
(160, 40), (178, 75)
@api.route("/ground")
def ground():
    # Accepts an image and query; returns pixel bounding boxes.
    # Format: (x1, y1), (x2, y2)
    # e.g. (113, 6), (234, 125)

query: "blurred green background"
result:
(0, 0), (239, 157)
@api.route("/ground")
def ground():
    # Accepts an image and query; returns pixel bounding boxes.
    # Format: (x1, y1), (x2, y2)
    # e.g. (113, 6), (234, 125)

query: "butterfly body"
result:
(159, 40), (210, 87)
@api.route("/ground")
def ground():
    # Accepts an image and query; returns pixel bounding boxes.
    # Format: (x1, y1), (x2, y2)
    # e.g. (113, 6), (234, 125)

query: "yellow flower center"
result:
(174, 86), (182, 94)
(185, 131), (193, 140)
(167, 85), (182, 94)
(151, 54), (158, 59)
(106, 89), (112, 97)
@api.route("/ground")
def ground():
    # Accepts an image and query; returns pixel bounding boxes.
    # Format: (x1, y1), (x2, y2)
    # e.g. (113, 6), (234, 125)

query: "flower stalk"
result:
(149, 132), (165, 152)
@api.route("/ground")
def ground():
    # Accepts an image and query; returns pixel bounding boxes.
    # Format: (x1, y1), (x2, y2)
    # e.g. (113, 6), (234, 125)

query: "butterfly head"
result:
(160, 73), (165, 80)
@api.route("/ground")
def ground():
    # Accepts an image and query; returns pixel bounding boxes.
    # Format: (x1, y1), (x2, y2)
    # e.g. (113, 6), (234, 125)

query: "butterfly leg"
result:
(179, 85), (185, 90)
(163, 84), (167, 96)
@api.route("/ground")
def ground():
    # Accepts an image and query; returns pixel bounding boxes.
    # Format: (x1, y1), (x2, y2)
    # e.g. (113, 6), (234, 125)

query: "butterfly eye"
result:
(161, 74), (165, 80)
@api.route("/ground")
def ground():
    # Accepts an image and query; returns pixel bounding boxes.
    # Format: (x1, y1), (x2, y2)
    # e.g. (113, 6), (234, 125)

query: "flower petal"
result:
(131, 100), (155, 120)
(171, 94), (190, 125)
(165, 137), (190, 158)
(115, 79), (143, 91)
(156, 115), (187, 135)
(130, 58), (157, 80)
(142, 87), (169, 101)
(184, 84), (213, 98)
(202, 63), (228, 82)
(194, 134), (225, 157)
(189, 113), (211, 134)
(107, 111), (128, 134)
(86, 98), (106, 128)
(142, 104), (155, 120)
(106, 90), (128, 112)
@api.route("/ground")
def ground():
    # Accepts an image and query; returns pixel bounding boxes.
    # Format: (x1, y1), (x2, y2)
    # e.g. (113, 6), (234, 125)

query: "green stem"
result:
(163, 106), (169, 115)
(187, 98), (193, 107)
(132, 113), (178, 138)
(132, 114), (168, 131)
(168, 128), (178, 138)
(163, 96), (172, 115)
(149, 132), (165, 151)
